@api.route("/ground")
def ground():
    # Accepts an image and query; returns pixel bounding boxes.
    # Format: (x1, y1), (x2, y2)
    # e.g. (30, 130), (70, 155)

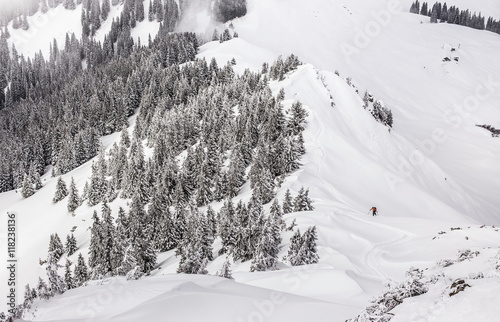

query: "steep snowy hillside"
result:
(1, 0), (500, 321)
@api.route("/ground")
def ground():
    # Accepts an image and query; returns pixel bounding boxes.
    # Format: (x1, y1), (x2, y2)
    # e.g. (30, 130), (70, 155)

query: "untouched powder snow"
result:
(1, 0), (500, 321)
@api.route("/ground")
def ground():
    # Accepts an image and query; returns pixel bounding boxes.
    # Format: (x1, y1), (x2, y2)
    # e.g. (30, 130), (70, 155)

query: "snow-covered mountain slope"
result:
(1, 0), (500, 320)
(7, 2), (161, 59)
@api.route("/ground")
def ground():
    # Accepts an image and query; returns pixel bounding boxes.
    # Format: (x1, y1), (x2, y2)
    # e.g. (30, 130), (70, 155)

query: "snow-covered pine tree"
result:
(81, 181), (90, 201)
(22, 284), (35, 310)
(121, 139), (149, 203)
(33, 172), (43, 190)
(217, 258), (233, 279)
(46, 251), (66, 294)
(287, 229), (302, 266)
(293, 186), (314, 212)
(117, 244), (140, 278)
(88, 210), (103, 277)
(100, 201), (116, 275)
(233, 200), (251, 261)
(247, 195), (265, 259)
(87, 162), (104, 206)
(67, 177), (80, 212)
(250, 216), (280, 272)
(101, 0), (111, 20)
(65, 234), (78, 256)
(206, 205), (217, 239)
(177, 210), (211, 275)
(226, 147), (246, 198)
(148, 0), (154, 21)
(282, 188), (294, 214)
(195, 161), (214, 206)
(63, 0), (76, 10)
(148, 187), (169, 251)
(128, 194), (157, 274)
(298, 226), (319, 265)
(36, 277), (52, 300)
(110, 229), (126, 274)
(48, 233), (65, 262)
(21, 173), (34, 198)
(269, 198), (286, 230)
(53, 176), (68, 203)
(64, 259), (75, 290)
(199, 211), (214, 261)
(288, 101), (308, 136)
(41, 0), (49, 13)
(136, 0), (145, 22)
(120, 125), (131, 148)
(217, 199), (237, 255)
(73, 253), (89, 287)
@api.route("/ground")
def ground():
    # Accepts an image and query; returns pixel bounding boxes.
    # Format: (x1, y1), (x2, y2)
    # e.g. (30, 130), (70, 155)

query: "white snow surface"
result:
(1, 0), (500, 321)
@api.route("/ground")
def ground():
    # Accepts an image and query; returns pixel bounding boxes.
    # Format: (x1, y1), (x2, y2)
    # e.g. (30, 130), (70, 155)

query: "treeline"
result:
(409, 1), (500, 34)
(214, 0), (247, 23)
(0, 25), (198, 193)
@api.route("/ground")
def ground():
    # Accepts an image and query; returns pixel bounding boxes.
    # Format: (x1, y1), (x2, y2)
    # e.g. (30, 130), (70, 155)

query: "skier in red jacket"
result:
(369, 207), (378, 216)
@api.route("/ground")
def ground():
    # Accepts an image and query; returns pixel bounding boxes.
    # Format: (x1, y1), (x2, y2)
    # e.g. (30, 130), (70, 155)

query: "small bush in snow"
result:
(448, 279), (470, 296)
(436, 259), (454, 268)
(457, 249), (480, 262)
(468, 272), (484, 279)
(348, 268), (427, 321)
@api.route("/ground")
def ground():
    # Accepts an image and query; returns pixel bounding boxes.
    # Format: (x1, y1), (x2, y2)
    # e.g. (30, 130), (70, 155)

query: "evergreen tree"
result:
(117, 244), (139, 277)
(288, 101), (308, 135)
(250, 216), (280, 272)
(293, 187), (314, 212)
(21, 173), (34, 198)
(177, 212), (210, 275)
(430, 6), (438, 23)
(67, 177), (80, 212)
(298, 226), (319, 265)
(148, 0), (154, 21)
(74, 253), (89, 286)
(218, 199), (237, 255)
(128, 194), (157, 274)
(64, 259), (75, 290)
(282, 188), (294, 214)
(87, 162), (105, 206)
(120, 125), (131, 148)
(65, 234), (78, 256)
(23, 284), (35, 310)
(37, 277), (52, 300)
(33, 172), (43, 190)
(64, 0), (77, 10)
(270, 198), (285, 230)
(41, 0), (49, 13)
(206, 205), (217, 238)
(21, 14), (29, 30)
(102, 0), (111, 20)
(287, 226), (319, 266)
(136, 0), (145, 21)
(217, 258), (233, 279)
(48, 233), (65, 262)
(251, 167), (275, 204)
(214, 0), (247, 23)
(46, 251), (66, 294)
(287, 229), (303, 266)
(88, 210), (103, 277)
(100, 201), (116, 275)
(53, 176), (69, 203)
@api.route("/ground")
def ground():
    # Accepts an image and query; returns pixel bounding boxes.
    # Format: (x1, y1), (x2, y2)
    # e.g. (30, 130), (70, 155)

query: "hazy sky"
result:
(0, 0), (28, 16)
